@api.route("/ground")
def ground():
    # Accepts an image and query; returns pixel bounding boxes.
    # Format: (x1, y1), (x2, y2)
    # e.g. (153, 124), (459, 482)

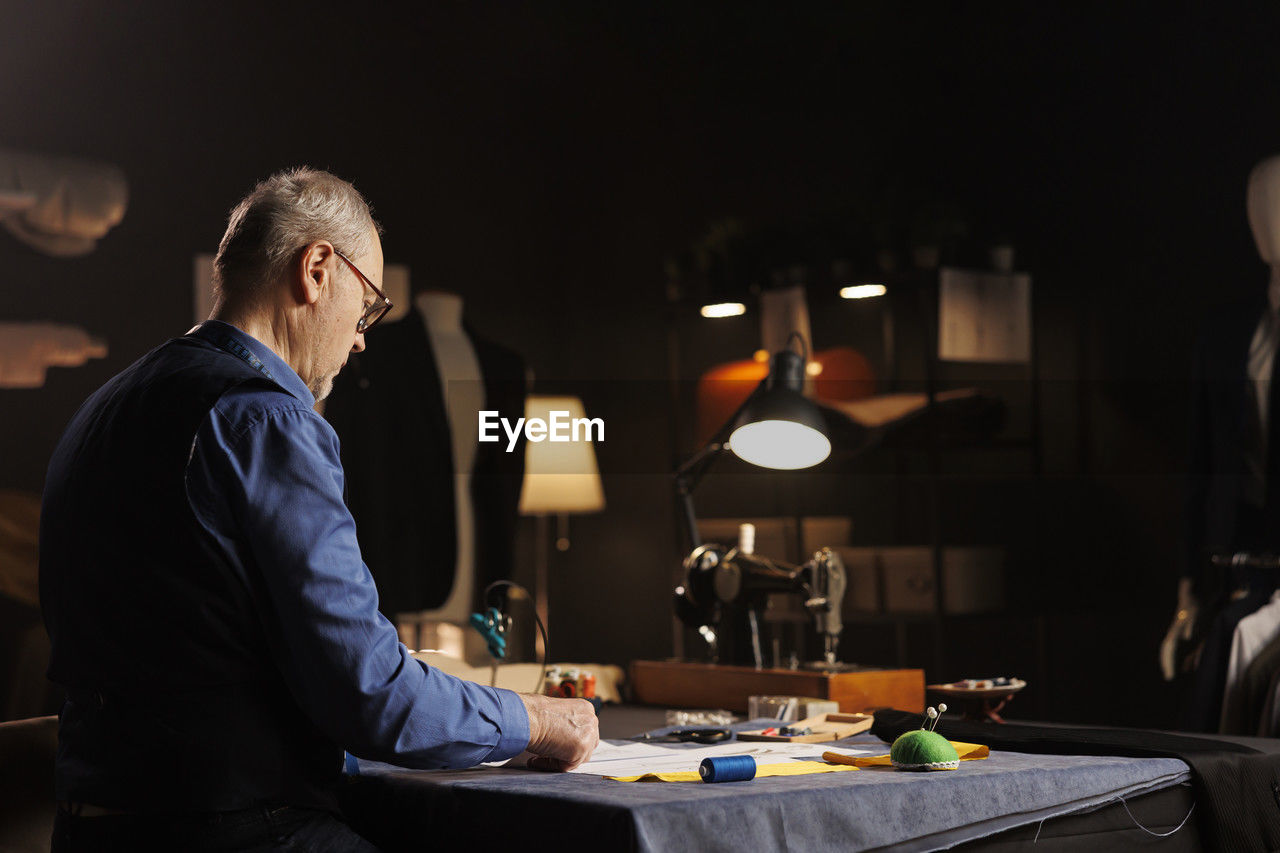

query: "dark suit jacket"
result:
(1187, 296), (1273, 596)
(324, 306), (527, 617)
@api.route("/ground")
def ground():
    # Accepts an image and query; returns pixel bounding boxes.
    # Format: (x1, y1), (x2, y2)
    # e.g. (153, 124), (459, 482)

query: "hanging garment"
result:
(1219, 590), (1280, 733)
(1182, 583), (1276, 732)
(1235, 628), (1280, 736)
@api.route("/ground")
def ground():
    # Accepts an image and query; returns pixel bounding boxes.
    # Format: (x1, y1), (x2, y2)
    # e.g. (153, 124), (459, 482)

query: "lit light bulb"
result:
(839, 284), (887, 300)
(700, 302), (746, 318)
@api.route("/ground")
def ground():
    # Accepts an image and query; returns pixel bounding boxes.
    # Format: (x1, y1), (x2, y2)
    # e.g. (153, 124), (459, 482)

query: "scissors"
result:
(640, 727), (732, 744)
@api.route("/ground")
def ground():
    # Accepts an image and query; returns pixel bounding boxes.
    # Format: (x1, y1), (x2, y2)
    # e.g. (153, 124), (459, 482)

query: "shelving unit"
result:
(665, 263), (1049, 715)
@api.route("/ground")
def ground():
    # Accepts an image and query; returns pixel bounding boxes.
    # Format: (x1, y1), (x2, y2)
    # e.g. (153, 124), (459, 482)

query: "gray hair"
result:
(213, 167), (382, 302)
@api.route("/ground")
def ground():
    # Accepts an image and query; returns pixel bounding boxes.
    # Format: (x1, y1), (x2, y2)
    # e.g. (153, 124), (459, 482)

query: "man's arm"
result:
(188, 401), (596, 768)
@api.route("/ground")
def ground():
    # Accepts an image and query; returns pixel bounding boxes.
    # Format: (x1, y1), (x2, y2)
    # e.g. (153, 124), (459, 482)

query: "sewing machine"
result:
(673, 541), (847, 669)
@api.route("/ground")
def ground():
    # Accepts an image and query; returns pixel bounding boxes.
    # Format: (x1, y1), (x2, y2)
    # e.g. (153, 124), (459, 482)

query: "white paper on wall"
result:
(938, 267), (1032, 363)
(193, 254), (216, 325)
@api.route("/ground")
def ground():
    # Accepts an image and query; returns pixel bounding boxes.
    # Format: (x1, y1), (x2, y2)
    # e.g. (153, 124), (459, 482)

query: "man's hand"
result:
(519, 693), (599, 772)
(1160, 577), (1199, 681)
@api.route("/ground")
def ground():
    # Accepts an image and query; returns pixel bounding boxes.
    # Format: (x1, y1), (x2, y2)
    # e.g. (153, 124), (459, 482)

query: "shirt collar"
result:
(188, 320), (315, 405)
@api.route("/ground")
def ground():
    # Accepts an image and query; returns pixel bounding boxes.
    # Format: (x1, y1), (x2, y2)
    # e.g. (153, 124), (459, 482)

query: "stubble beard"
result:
(310, 372), (336, 403)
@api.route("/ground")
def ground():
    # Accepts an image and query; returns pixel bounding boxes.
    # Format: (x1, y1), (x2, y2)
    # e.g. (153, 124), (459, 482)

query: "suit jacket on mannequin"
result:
(1184, 295), (1280, 731)
(324, 305), (526, 618)
(1186, 295), (1279, 597)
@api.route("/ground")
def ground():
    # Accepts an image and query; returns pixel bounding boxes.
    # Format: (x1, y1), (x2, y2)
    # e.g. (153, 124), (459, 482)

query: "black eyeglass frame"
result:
(333, 248), (393, 334)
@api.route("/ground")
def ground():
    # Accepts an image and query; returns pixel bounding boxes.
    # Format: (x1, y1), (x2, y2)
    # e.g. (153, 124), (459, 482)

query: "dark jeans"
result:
(52, 804), (382, 852)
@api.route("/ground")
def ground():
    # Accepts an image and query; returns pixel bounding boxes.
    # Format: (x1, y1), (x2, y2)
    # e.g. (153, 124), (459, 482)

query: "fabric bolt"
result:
(40, 321), (528, 816)
(1220, 590), (1280, 734)
(872, 709), (1280, 852)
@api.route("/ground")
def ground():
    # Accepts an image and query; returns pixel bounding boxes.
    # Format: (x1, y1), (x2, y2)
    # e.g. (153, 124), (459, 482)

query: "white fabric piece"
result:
(1220, 590), (1280, 733)
(0, 322), (107, 388)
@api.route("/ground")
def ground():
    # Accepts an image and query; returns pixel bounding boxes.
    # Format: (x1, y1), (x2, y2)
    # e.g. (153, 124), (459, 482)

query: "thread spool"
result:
(699, 755), (756, 783)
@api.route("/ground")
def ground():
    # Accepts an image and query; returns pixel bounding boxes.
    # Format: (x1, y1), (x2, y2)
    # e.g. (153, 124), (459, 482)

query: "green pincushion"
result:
(890, 729), (960, 771)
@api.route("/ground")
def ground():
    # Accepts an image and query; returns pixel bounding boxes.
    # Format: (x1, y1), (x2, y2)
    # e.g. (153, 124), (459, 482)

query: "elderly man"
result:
(39, 168), (597, 852)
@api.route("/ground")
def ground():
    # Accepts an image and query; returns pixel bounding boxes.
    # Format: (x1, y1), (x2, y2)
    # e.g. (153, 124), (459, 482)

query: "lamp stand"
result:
(534, 513), (550, 662)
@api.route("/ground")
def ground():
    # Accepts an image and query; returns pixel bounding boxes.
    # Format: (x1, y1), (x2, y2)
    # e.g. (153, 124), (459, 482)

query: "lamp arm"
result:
(673, 378), (769, 550)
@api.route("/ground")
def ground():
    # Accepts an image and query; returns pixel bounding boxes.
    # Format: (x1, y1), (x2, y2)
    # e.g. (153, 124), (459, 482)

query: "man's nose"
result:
(352, 333), (366, 353)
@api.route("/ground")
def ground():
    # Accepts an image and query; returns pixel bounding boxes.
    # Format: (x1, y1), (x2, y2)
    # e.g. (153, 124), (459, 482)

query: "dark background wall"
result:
(2, 1), (1277, 728)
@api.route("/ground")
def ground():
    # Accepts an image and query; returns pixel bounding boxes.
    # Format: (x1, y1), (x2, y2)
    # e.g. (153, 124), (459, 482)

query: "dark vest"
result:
(39, 334), (342, 812)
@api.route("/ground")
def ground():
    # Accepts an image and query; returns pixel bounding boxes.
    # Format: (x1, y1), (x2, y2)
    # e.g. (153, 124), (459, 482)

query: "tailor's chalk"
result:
(699, 755), (757, 783)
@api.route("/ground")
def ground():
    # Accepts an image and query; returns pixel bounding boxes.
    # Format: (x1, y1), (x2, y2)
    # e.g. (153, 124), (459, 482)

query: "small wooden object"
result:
(737, 712), (874, 743)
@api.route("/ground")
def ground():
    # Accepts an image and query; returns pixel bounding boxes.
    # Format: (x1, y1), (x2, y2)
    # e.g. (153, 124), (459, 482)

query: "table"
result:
(338, 706), (1201, 851)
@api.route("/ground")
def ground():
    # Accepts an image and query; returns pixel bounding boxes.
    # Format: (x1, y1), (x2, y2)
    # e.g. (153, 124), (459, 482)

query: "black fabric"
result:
(324, 306), (526, 617)
(873, 710), (1280, 852)
(40, 334), (343, 813)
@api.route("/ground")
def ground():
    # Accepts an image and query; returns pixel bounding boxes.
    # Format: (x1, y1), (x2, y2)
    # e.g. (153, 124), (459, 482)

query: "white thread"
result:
(1031, 795), (1194, 843)
(1115, 796), (1196, 838)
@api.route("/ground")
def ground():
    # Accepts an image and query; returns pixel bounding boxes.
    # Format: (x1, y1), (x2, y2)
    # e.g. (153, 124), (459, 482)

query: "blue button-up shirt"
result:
(183, 320), (528, 767)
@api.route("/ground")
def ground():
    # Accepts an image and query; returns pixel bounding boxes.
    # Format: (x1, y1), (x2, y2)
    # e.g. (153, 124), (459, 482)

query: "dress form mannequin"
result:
(323, 287), (527, 659)
(1162, 155), (1280, 680)
(410, 290), (482, 631)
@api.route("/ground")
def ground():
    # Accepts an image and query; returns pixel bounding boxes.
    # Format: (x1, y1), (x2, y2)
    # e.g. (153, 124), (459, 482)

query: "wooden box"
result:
(629, 661), (924, 714)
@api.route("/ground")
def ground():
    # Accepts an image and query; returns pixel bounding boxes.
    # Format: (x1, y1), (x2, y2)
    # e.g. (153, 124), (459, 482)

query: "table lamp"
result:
(518, 395), (605, 659)
(675, 333), (831, 550)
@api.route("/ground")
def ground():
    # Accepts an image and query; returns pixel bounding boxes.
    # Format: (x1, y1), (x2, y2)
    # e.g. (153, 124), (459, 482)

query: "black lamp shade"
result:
(728, 380), (831, 470)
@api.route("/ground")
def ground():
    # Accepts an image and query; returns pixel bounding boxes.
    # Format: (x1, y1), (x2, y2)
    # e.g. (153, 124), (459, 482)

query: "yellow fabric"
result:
(607, 761), (859, 783)
(822, 741), (989, 768)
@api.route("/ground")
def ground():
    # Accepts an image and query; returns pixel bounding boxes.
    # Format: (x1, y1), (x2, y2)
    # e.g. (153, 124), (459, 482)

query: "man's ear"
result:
(296, 240), (335, 306)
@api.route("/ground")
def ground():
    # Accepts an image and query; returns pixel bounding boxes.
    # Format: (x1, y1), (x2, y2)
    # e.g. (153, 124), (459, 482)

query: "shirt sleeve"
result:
(186, 398), (529, 768)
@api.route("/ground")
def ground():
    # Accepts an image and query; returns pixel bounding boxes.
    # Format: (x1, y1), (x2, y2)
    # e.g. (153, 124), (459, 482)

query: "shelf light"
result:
(839, 284), (887, 300)
(700, 302), (746, 318)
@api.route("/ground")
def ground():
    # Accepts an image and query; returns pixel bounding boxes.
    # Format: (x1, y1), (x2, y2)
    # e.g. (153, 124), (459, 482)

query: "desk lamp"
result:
(518, 395), (605, 660)
(673, 334), (841, 666)
(674, 332), (830, 551)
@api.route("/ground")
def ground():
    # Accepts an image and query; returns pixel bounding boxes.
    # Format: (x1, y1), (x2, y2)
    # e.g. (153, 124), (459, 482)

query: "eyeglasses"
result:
(333, 248), (393, 334)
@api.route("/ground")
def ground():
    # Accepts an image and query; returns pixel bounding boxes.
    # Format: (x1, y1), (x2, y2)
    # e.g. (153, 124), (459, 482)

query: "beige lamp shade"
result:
(518, 395), (606, 515)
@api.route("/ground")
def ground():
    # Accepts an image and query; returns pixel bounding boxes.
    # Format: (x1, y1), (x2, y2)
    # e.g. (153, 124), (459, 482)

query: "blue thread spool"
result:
(699, 755), (756, 783)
